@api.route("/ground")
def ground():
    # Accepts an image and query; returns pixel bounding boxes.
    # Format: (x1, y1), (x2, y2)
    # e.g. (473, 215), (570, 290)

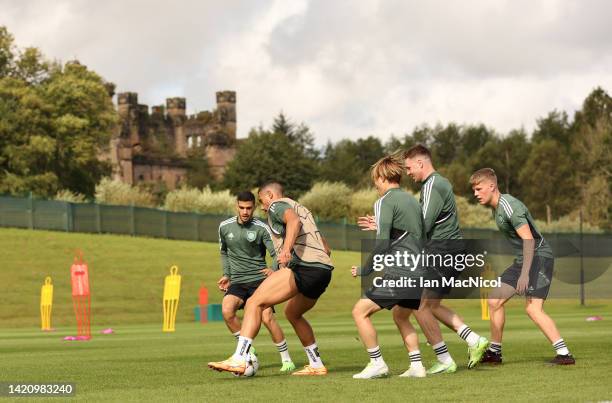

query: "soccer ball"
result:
(233, 352), (259, 378)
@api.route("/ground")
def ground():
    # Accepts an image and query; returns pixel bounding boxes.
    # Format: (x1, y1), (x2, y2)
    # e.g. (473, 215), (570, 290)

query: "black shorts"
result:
(366, 294), (422, 310)
(291, 265), (332, 299)
(225, 279), (274, 311)
(501, 256), (554, 299)
(423, 266), (462, 297)
(423, 243), (466, 296)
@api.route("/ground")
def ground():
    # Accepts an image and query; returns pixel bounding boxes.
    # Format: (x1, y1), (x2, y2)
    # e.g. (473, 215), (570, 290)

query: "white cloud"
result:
(3, 0), (612, 145)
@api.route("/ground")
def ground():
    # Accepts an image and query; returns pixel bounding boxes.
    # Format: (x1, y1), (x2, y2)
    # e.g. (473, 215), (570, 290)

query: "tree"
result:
(532, 110), (571, 148)
(430, 123), (462, 166)
(319, 136), (385, 188)
(272, 112), (318, 159)
(519, 140), (577, 221)
(0, 26), (117, 197)
(223, 129), (317, 198)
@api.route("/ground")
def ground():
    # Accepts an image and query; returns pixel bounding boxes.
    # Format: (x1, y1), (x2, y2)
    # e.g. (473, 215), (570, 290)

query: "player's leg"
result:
(482, 283), (515, 364)
(393, 305), (426, 378)
(524, 297), (575, 364)
(261, 306), (295, 372)
(221, 294), (244, 340)
(414, 295), (456, 374)
(284, 293), (327, 375)
(351, 298), (389, 379)
(208, 268), (299, 374)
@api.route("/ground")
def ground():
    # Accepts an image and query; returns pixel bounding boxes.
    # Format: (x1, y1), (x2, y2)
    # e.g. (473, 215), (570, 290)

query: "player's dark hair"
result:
(403, 144), (432, 160)
(236, 191), (255, 203)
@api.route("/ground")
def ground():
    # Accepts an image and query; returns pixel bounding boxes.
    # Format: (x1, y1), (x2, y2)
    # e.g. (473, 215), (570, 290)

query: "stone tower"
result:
(166, 97), (187, 157)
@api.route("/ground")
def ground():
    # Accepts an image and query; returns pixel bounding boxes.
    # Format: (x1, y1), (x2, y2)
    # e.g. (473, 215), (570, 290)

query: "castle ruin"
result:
(107, 91), (237, 189)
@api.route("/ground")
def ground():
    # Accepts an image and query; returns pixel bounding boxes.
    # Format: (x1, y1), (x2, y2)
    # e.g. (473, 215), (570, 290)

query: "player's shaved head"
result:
(403, 144), (432, 160)
(258, 181), (284, 196)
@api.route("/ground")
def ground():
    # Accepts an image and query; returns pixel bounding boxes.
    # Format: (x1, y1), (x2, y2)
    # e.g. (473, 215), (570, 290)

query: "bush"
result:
(54, 189), (87, 203)
(455, 196), (496, 229)
(349, 188), (379, 220)
(164, 186), (235, 215)
(94, 178), (156, 207)
(536, 214), (603, 234)
(298, 182), (351, 221)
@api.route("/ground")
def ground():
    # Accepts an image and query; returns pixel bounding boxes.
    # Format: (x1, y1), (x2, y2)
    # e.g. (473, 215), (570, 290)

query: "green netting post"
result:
(66, 202), (73, 232)
(193, 213), (199, 241)
(130, 205), (136, 236)
(163, 210), (168, 238)
(28, 192), (34, 229)
(95, 203), (102, 233)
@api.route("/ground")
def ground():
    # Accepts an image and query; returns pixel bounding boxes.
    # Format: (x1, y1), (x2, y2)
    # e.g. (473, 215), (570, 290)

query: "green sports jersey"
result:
(218, 217), (277, 284)
(494, 194), (554, 263)
(267, 199), (333, 271)
(360, 187), (424, 276)
(375, 187), (424, 244)
(419, 172), (462, 240)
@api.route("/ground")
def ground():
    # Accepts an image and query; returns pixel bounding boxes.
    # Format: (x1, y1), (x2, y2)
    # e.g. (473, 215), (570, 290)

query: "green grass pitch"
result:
(0, 228), (611, 402)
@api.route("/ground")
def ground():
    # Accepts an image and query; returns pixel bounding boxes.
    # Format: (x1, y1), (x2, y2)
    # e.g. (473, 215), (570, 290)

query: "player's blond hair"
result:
(469, 168), (498, 186)
(371, 154), (403, 184)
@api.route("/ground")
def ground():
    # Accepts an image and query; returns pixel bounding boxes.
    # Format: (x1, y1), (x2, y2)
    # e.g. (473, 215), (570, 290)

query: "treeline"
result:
(222, 95), (611, 230)
(1, 26), (610, 230)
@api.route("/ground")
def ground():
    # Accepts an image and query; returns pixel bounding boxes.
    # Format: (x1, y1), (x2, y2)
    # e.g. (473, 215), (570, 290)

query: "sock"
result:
(232, 336), (252, 361)
(275, 339), (292, 362)
(552, 339), (570, 356)
(304, 343), (324, 368)
(432, 341), (453, 365)
(232, 331), (240, 340)
(367, 345), (385, 364)
(457, 324), (480, 347)
(409, 350), (424, 370)
(488, 341), (502, 354)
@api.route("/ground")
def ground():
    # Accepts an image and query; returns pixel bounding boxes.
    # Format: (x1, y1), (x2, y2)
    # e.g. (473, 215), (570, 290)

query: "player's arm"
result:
(422, 186), (444, 236)
(279, 208), (302, 267)
(354, 199), (394, 277)
(515, 224), (535, 295)
(261, 225), (278, 276)
(218, 229), (231, 291)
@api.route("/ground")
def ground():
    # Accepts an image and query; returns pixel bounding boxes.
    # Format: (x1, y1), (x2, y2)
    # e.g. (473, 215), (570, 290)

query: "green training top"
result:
(360, 187), (424, 276)
(375, 187), (424, 244)
(494, 194), (554, 263)
(420, 172), (462, 240)
(267, 200), (333, 271)
(218, 216), (277, 284)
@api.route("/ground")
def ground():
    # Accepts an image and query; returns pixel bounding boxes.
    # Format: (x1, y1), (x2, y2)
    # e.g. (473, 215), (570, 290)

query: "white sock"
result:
(457, 324), (480, 347)
(432, 341), (453, 364)
(232, 331), (240, 340)
(409, 350), (424, 370)
(304, 343), (324, 368)
(275, 339), (292, 362)
(367, 345), (385, 364)
(552, 338), (570, 355)
(232, 336), (252, 361)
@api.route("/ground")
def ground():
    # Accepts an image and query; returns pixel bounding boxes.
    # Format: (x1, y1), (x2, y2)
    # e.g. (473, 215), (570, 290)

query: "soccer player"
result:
(208, 181), (334, 376)
(404, 145), (488, 372)
(351, 155), (426, 379)
(217, 191), (295, 373)
(470, 168), (575, 365)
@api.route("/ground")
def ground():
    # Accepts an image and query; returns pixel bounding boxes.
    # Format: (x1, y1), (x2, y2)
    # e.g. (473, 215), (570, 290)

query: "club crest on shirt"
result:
(246, 231), (256, 242)
(228, 232), (234, 240)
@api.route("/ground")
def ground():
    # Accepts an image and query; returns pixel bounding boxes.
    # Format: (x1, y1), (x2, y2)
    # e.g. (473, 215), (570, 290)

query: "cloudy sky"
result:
(3, 0), (612, 144)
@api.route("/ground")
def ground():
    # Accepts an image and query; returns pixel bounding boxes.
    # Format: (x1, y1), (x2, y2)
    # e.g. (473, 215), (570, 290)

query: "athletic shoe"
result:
(207, 356), (247, 375)
(426, 360), (457, 374)
(398, 366), (426, 378)
(480, 350), (502, 364)
(549, 354), (575, 365)
(280, 360), (296, 373)
(292, 365), (328, 376)
(352, 362), (389, 379)
(468, 336), (489, 369)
